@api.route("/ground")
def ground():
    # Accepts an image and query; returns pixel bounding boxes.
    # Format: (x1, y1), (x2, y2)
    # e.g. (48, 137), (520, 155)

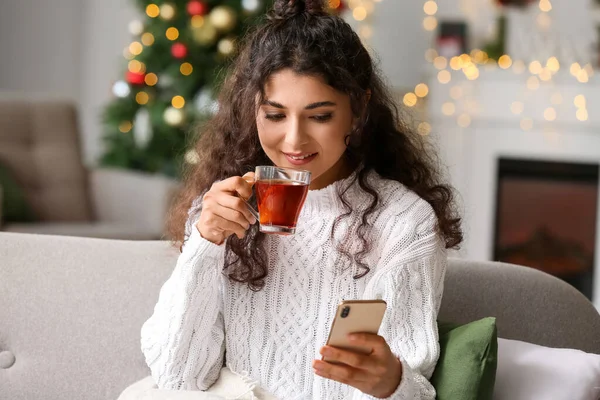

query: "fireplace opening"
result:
(493, 158), (599, 300)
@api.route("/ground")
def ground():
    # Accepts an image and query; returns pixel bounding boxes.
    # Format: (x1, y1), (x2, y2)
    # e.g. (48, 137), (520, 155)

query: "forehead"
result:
(263, 69), (345, 104)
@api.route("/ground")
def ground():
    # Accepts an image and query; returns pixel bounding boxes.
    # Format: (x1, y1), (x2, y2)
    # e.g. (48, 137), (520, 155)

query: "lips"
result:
(283, 152), (318, 165)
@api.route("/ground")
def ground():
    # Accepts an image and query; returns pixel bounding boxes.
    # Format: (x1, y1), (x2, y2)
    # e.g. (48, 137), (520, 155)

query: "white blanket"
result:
(118, 368), (278, 400)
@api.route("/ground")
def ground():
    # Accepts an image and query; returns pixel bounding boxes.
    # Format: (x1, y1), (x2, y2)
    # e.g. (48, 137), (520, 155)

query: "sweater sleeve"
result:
(140, 212), (226, 390)
(353, 210), (446, 400)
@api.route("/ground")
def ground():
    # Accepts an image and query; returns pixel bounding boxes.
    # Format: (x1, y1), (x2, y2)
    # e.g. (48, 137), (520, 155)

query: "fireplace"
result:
(493, 158), (599, 299)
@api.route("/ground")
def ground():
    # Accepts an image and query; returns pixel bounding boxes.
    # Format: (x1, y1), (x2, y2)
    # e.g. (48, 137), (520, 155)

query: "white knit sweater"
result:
(141, 172), (447, 399)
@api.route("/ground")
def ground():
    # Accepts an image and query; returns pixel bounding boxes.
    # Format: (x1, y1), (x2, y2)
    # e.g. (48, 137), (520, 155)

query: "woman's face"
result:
(256, 69), (354, 190)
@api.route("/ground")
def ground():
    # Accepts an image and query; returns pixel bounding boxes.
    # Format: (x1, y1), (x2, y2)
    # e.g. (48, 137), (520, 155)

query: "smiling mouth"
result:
(285, 153), (317, 160)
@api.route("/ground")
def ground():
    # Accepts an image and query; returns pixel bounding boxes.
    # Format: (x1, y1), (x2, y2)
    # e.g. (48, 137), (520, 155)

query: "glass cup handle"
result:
(239, 196), (260, 222)
(240, 173), (260, 222)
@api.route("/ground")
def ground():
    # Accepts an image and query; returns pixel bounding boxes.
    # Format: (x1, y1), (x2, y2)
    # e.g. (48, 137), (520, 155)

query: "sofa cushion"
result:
(431, 317), (498, 400)
(0, 99), (93, 222)
(493, 338), (600, 400)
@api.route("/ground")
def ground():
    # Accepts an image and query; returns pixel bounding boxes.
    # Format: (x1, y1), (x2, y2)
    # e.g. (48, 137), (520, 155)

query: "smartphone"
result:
(322, 299), (387, 364)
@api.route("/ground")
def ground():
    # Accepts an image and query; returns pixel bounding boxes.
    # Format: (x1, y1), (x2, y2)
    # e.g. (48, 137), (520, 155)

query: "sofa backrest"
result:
(440, 259), (600, 354)
(1, 232), (599, 400)
(0, 97), (92, 222)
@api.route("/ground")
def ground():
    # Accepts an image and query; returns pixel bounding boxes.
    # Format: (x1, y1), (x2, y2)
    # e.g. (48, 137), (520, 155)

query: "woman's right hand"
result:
(196, 174), (257, 245)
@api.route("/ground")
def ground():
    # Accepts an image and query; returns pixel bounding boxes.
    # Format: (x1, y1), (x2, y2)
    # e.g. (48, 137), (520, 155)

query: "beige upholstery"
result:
(0, 232), (599, 400)
(0, 97), (179, 239)
(0, 98), (92, 221)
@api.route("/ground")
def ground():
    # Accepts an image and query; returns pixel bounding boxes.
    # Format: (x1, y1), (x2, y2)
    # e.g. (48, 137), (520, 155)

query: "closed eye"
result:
(311, 114), (333, 122)
(265, 113), (285, 122)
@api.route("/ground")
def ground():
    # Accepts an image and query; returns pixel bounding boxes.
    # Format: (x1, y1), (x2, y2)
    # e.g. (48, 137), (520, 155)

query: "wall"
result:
(0, 0), (84, 101)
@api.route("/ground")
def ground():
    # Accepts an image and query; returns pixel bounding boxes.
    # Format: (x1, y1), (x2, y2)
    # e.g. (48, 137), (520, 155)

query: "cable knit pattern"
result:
(141, 172), (447, 399)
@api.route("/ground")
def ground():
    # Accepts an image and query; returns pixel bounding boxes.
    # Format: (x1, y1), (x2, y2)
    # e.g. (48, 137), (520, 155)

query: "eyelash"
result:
(264, 113), (333, 123)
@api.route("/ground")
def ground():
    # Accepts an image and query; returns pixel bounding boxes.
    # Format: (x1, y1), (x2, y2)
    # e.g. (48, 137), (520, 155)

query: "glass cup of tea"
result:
(243, 166), (311, 235)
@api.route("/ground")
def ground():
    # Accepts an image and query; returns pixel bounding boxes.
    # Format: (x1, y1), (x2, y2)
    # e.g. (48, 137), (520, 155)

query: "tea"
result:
(255, 179), (309, 234)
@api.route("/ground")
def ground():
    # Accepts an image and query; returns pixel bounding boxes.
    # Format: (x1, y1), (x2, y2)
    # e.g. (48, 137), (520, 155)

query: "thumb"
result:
(242, 171), (255, 187)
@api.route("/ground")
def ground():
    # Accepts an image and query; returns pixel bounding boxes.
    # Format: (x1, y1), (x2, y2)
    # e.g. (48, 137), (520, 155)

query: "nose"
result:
(283, 117), (310, 147)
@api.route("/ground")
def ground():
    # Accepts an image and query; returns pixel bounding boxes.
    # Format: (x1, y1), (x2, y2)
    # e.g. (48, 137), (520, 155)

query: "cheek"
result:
(256, 124), (279, 153)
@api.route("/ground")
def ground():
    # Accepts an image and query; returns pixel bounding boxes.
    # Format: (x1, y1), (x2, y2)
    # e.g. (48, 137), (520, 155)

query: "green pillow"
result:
(431, 317), (498, 400)
(0, 163), (37, 223)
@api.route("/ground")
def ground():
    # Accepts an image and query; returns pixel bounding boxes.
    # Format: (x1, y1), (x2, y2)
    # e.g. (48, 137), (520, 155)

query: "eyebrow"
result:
(262, 100), (336, 110)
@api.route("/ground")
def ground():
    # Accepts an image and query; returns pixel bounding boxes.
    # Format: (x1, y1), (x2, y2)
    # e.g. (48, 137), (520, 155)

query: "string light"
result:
(570, 63), (581, 76)
(191, 15), (205, 28)
(136, 91), (150, 105)
(141, 33), (155, 46)
(574, 95), (586, 108)
(529, 60), (543, 75)
(119, 121), (133, 133)
(423, 16), (438, 31)
(576, 109), (588, 121)
(539, 0), (552, 12)
(546, 57), (560, 73)
(129, 42), (143, 56)
(457, 114), (471, 128)
(438, 70), (451, 84)
(449, 57), (462, 70)
(415, 83), (429, 98)
(146, 4), (160, 18)
(166, 27), (179, 41)
(424, 1), (438, 15)
(403, 93), (418, 107)
(539, 68), (552, 82)
(576, 70), (589, 83)
(353, 7), (367, 21)
(144, 73), (158, 86)
(433, 56), (448, 70)
(498, 55), (512, 69)
(544, 107), (556, 121)
(180, 63), (194, 76)
(172, 95), (186, 109)
(128, 60), (146, 73)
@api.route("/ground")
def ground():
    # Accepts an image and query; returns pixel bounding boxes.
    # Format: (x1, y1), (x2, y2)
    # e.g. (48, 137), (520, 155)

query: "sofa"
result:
(1, 232), (599, 400)
(0, 96), (179, 240)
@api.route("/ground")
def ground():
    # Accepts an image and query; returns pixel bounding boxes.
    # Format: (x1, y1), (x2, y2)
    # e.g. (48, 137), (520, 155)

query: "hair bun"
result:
(270, 0), (326, 20)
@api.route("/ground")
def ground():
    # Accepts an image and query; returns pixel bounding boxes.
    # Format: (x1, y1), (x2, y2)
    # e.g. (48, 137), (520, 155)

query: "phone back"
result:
(324, 300), (387, 360)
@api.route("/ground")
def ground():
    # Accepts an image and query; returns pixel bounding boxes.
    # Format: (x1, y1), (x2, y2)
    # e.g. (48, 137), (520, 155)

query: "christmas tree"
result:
(100, 0), (345, 178)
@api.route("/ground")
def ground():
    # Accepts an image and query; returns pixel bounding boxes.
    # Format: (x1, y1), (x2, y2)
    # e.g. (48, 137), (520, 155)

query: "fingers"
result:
(216, 194), (256, 225)
(213, 175), (254, 200)
(204, 213), (248, 239)
(312, 360), (369, 384)
(346, 333), (389, 354)
(319, 346), (377, 370)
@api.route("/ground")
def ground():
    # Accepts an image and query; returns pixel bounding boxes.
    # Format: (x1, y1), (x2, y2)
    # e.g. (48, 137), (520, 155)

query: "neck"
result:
(309, 155), (354, 190)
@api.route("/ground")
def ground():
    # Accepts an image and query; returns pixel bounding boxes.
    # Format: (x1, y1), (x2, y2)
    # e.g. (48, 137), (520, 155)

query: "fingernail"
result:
(313, 362), (324, 371)
(320, 347), (332, 357)
(348, 334), (357, 341)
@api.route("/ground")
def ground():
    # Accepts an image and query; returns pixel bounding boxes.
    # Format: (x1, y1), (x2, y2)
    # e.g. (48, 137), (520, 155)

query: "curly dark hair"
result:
(167, 0), (463, 290)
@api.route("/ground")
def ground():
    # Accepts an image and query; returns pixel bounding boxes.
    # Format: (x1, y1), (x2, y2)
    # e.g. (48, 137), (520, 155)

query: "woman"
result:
(141, 0), (462, 398)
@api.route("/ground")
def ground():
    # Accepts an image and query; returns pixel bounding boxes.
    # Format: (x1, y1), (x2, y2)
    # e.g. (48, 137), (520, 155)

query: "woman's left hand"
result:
(313, 333), (403, 398)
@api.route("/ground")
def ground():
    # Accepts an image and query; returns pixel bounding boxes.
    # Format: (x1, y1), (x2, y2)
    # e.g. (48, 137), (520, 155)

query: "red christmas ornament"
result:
(171, 43), (188, 59)
(126, 71), (145, 85)
(187, 0), (207, 16)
